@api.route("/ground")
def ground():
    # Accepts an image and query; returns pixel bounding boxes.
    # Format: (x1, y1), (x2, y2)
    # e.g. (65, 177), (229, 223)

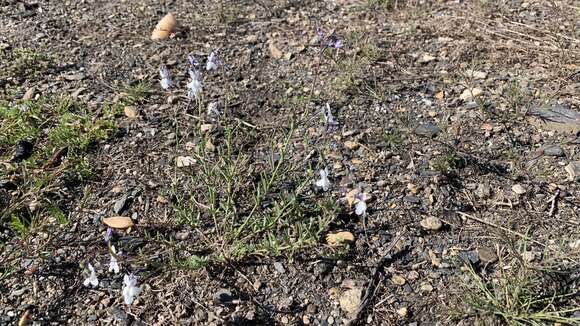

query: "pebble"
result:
(397, 307), (409, 318)
(460, 87), (483, 101)
(113, 194), (128, 214)
(420, 283), (433, 293)
(307, 303), (318, 314)
(414, 123), (441, 138)
(522, 251), (535, 263)
(302, 315), (310, 324)
(344, 141), (359, 150)
(339, 288), (362, 314)
(281, 316), (289, 324)
(420, 216), (443, 231)
(564, 161), (580, 181)
(274, 262), (286, 273)
(511, 184), (526, 195)
(478, 247), (498, 264)
(542, 145), (564, 157)
(327, 316), (335, 324)
(475, 183), (491, 199)
(213, 289), (234, 304)
(391, 275), (406, 285)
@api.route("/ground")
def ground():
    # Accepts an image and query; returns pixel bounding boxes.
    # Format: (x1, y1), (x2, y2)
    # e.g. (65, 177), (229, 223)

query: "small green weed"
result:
(0, 95), (116, 237)
(169, 119), (337, 264)
(462, 255), (580, 325)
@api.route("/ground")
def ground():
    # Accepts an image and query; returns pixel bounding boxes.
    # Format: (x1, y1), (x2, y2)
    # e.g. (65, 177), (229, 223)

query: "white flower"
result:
(354, 192), (369, 216)
(206, 51), (219, 71)
(315, 168), (331, 191)
(159, 65), (172, 90)
(122, 274), (141, 305)
(324, 103), (338, 131)
(355, 200), (367, 216)
(83, 263), (99, 287)
(187, 69), (202, 99)
(109, 245), (120, 274)
(207, 102), (220, 117)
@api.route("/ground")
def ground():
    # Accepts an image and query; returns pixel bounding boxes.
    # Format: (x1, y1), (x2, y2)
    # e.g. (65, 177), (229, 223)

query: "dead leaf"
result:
(326, 231), (355, 247)
(151, 13), (176, 40)
(103, 216), (134, 229)
(269, 42), (284, 59)
(345, 189), (360, 206)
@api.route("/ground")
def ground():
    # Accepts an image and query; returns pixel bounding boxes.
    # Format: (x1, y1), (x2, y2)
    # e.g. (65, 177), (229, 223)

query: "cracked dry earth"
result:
(1, 0), (580, 325)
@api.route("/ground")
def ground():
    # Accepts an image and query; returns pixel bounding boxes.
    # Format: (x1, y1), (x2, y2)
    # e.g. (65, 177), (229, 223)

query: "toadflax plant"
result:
(83, 263), (99, 287)
(186, 55), (202, 100)
(122, 274), (141, 305)
(315, 167), (331, 191)
(159, 64), (173, 90)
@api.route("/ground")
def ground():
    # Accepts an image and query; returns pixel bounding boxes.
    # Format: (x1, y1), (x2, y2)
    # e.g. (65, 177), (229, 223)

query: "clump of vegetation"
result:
(168, 120), (339, 265)
(462, 254), (580, 325)
(0, 96), (117, 237)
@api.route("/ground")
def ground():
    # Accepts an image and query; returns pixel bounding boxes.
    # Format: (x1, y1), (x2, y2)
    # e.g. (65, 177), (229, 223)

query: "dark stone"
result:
(12, 140), (33, 162)
(542, 145), (564, 157)
(414, 123), (441, 138)
(213, 289), (235, 304)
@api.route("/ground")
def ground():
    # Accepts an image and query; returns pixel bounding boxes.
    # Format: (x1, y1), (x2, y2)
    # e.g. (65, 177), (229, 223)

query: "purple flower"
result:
(104, 227), (113, 242)
(324, 103), (338, 132)
(188, 55), (199, 68)
(327, 33), (343, 49)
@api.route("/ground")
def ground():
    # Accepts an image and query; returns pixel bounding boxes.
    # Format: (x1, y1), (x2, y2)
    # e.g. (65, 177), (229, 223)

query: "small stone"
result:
(564, 162), (580, 181)
(460, 88), (483, 101)
(176, 156), (196, 167)
(466, 69), (487, 80)
(414, 123), (441, 138)
(124, 106), (138, 119)
(156, 195), (169, 204)
(302, 315), (310, 324)
(478, 247), (498, 264)
(418, 53), (436, 63)
(339, 288), (362, 314)
(391, 275), (406, 285)
(205, 139), (215, 152)
(475, 183), (491, 199)
(542, 145), (564, 157)
(344, 141), (359, 150)
(397, 307), (408, 318)
(420, 216), (442, 231)
(521, 251), (535, 263)
(404, 195), (421, 204)
(175, 231), (189, 240)
(511, 184), (526, 195)
(327, 316), (335, 324)
(459, 250), (480, 265)
(113, 194), (128, 214)
(420, 283), (433, 293)
(200, 124), (213, 132)
(213, 289), (234, 304)
(273, 262), (285, 273)
(569, 239), (580, 251)
(281, 316), (289, 324)
(194, 308), (208, 321)
(306, 304), (318, 314)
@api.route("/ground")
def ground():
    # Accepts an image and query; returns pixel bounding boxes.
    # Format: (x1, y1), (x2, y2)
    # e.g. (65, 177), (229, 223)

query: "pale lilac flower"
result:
(315, 167), (331, 191)
(104, 227), (113, 242)
(324, 103), (338, 131)
(206, 51), (219, 71)
(159, 64), (172, 90)
(187, 70), (202, 99)
(108, 245), (120, 274)
(327, 35), (343, 49)
(122, 274), (141, 305)
(83, 263), (99, 287)
(354, 192), (369, 216)
(188, 55), (199, 68)
(207, 101), (220, 117)
(315, 28), (344, 51)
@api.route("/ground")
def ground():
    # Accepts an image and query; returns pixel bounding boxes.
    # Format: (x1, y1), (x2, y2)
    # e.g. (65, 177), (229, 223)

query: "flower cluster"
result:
(158, 51), (222, 101)
(315, 27), (343, 53)
(83, 227), (141, 306)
